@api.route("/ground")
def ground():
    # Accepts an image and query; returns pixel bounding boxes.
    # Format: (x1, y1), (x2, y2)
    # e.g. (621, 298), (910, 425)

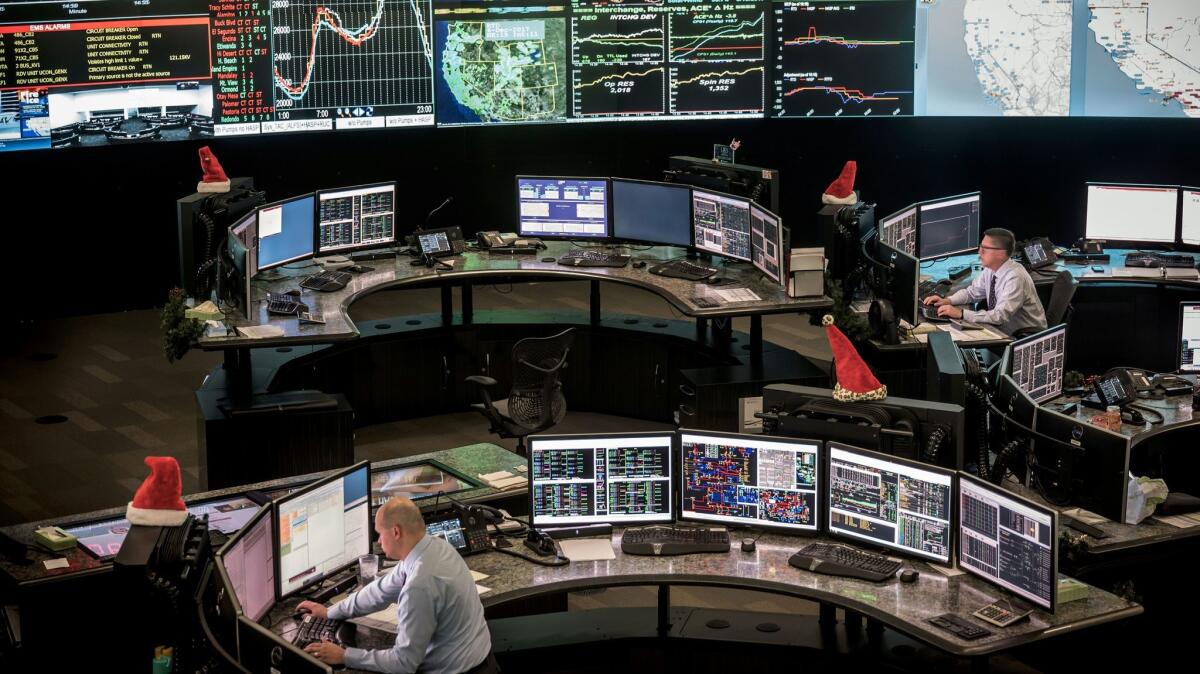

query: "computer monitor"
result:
(750, 203), (786, 286)
(876, 238), (919, 327)
(275, 461), (371, 599)
(315, 182), (397, 255)
(1032, 407), (1130, 522)
(1180, 302), (1200, 373)
(679, 430), (820, 532)
(1085, 183), (1178, 244)
(369, 461), (477, 508)
(528, 432), (674, 527)
(257, 193), (316, 271)
(187, 496), (260, 535)
(237, 616), (332, 674)
(1007, 324), (1066, 403)
(63, 494), (262, 560)
(879, 205), (918, 257)
(827, 442), (954, 564)
(919, 192), (981, 260)
(692, 187), (753, 262)
(1182, 187), (1200, 246)
(611, 178), (692, 247)
(516, 176), (610, 239)
(218, 506), (276, 622)
(958, 472), (1057, 612)
(198, 557), (244, 668)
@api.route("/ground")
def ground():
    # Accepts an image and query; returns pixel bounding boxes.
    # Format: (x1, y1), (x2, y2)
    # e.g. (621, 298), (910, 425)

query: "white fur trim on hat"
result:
(821, 192), (859, 206)
(127, 502), (189, 527)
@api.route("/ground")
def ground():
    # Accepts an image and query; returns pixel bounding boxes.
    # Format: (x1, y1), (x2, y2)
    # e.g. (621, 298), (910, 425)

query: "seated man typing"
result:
(923, 228), (1047, 335)
(298, 497), (496, 674)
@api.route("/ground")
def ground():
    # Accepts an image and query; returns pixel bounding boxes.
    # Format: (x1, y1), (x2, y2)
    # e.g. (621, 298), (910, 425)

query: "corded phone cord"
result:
(492, 543), (570, 567)
(1126, 403), (1165, 425)
(923, 425), (949, 465)
(988, 437), (1025, 484)
(965, 381), (991, 479)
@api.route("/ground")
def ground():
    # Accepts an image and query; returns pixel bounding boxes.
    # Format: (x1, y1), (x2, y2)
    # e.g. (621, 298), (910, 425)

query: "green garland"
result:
(161, 288), (205, 363)
(811, 272), (872, 342)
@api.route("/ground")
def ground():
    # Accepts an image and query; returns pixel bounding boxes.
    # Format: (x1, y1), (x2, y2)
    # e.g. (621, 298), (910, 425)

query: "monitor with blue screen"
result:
(257, 193), (316, 271)
(517, 177), (610, 239)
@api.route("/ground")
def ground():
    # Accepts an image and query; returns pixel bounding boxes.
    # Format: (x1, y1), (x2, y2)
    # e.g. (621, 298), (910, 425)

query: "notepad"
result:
(236, 325), (285, 339)
(558, 539), (616, 562)
(713, 288), (761, 303)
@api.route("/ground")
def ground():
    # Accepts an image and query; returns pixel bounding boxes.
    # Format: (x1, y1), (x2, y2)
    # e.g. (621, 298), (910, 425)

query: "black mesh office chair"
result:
(465, 328), (574, 456)
(1016, 270), (1077, 338)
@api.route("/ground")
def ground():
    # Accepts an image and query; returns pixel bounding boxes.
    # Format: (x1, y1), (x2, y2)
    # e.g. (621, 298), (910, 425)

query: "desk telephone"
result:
(423, 503), (496, 555)
(1022, 237), (1058, 270)
(478, 231), (545, 249)
(415, 226), (466, 257)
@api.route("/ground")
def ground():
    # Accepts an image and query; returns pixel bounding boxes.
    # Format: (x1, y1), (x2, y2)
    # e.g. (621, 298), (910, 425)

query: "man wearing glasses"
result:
(923, 228), (1047, 336)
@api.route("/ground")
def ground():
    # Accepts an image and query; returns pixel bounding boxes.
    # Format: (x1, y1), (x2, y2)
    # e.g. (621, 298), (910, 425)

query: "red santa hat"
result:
(126, 456), (189, 526)
(197, 146), (231, 194)
(823, 315), (887, 402)
(821, 161), (859, 206)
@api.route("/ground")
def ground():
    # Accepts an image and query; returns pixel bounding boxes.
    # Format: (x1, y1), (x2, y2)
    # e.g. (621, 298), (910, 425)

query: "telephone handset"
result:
(477, 231), (517, 249)
(1022, 237), (1058, 269)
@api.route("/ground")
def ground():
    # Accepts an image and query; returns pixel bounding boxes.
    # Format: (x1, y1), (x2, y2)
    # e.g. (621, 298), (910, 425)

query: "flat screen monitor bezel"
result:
(256, 192), (317, 272)
(515, 175), (612, 240)
(918, 191), (982, 261)
(314, 181), (398, 255)
(610, 177), (694, 248)
(1006, 323), (1068, 403)
(749, 202), (786, 286)
(1084, 182), (1179, 246)
(1180, 301), (1200, 373)
(826, 441), (956, 564)
(678, 428), (823, 533)
(957, 471), (1058, 612)
(528, 431), (676, 528)
(690, 185), (754, 263)
(273, 460), (371, 600)
(876, 238), (919, 327)
(216, 505), (276, 622)
(879, 204), (919, 257)
(369, 459), (479, 508)
(1180, 186), (1200, 247)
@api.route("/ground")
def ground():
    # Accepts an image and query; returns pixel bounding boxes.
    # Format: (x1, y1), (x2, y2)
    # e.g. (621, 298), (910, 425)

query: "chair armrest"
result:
(465, 375), (498, 388)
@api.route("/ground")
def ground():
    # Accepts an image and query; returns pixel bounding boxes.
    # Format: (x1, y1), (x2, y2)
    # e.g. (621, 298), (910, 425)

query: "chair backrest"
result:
(507, 328), (575, 430)
(1045, 271), (1077, 326)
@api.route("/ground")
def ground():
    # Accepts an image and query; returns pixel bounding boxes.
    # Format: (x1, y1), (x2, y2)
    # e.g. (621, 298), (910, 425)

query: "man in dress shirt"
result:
(297, 497), (496, 673)
(923, 228), (1048, 336)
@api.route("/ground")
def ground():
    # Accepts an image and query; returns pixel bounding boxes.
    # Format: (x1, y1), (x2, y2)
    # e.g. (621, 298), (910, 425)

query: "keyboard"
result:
(1124, 252), (1195, 269)
(921, 305), (949, 322)
(918, 279), (947, 298)
(788, 542), (903, 582)
(266, 292), (303, 315)
(300, 270), (352, 291)
(292, 614), (351, 649)
(649, 259), (717, 281)
(558, 250), (631, 268)
(621, 525), (730, 556)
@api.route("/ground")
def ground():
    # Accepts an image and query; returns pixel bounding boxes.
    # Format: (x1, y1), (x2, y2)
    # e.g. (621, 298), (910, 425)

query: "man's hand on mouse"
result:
(295, 600), (327, 619)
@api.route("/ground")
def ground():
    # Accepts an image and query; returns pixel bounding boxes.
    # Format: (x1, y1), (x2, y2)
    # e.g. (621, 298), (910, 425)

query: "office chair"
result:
(465, 328), (574, 456)
(1015, 271), (1076, 338)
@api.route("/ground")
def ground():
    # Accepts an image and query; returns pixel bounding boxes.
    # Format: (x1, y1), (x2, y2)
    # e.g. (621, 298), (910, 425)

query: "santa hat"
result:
(823, 315), (887, 402)
(196, 146), (230, 194)
(126, 456), (189, 526)
(821, 161), (858, 206)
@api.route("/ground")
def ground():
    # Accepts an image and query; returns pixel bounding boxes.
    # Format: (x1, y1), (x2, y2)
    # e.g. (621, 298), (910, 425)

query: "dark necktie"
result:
(987, 273), (997, 311)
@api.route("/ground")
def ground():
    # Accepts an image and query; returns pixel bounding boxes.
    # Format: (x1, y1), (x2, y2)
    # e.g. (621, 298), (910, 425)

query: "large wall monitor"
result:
(679, 430), (820, 532)
(529, 432), (674, 527)
(958, 472), (1057, 612)
(1179, 303), (1200, 373)
(827, 442), (953, 564)
(879, 205), (918, 257)
(692, 187), (753, 262)
(516, 177), (609, 239)
(749, 203), (786, 286)
(919, 192), (981, 259)
(1008, 324), (1066, 404)
(219, 506), (277, 622)
(275, 461), (370, 599)
(315, 182), (397, 255)
(611, 178), (693, 247)
(1085, 183), (1178, 244)
(257, 194), (316, 271)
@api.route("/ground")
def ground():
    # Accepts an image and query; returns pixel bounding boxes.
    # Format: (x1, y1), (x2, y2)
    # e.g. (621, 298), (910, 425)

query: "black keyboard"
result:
(621, 526), (730, 556)
(266, 292), (303, 315)
(300, 270), (352, 291)
(1124, 252), (1195, 269)
(788, 542), (902, 582)
(649, 259), (717, 281)
(918, 279), (949, 298)
(292, 614), (351, 649)
(921, 304), (949, 322)
(558, 250), (631, 268)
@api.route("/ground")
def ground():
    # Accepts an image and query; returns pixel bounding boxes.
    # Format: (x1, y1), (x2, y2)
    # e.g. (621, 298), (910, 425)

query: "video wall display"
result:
(2, 1), (1196, 152)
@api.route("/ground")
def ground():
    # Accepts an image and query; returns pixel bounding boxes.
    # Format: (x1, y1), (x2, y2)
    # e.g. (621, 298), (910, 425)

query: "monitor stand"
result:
(254, 268), (287, 282)
(351, 247), (400, 262)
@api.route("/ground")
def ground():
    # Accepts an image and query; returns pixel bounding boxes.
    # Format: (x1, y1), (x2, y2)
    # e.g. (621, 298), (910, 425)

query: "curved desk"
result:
(458, 530), (1138, 659)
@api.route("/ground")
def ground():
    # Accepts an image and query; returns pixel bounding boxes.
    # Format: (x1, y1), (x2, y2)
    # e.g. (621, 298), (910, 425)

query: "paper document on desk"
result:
(477, 471), (528, 490)
(470, 570), (490, 583)
(912, 324), (1005, 343)
(1112, 268), (1200, 280)
(476, 584), (492, 595)
(348, 604), (399, 632)
(1061, 508), (1109, 526)
(236, 325), (285, 339)
(558, 539), (616, 562)
(1154, 512), (1200, 528)
(712, 288), (761, 303)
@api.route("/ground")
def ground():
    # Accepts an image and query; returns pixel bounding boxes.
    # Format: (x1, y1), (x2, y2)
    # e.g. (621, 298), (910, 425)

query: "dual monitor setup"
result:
(1085, 183), (1200, 246)
(516, 176), (788, 286)
(528, 430), (1058, 613)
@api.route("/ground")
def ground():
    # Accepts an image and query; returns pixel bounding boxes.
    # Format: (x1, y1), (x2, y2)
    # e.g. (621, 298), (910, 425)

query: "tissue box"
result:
(34, 526), (77, 552)
(1057, 575), (1089, 604)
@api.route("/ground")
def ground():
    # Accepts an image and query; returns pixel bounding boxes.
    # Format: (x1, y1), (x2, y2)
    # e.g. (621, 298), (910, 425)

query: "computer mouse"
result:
(285, 289), (302, 297)
(633, 260), (647, 269)
(740, 538), (756, 553)
(542, 257), (555, 263)
(706, 277), (723, 285)
(292, 607), (311, 621)
(900, 570), (919, 583)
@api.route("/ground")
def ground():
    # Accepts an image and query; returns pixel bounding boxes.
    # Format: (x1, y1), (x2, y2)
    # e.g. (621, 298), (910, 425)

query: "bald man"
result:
(297, 497), (496, 673)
